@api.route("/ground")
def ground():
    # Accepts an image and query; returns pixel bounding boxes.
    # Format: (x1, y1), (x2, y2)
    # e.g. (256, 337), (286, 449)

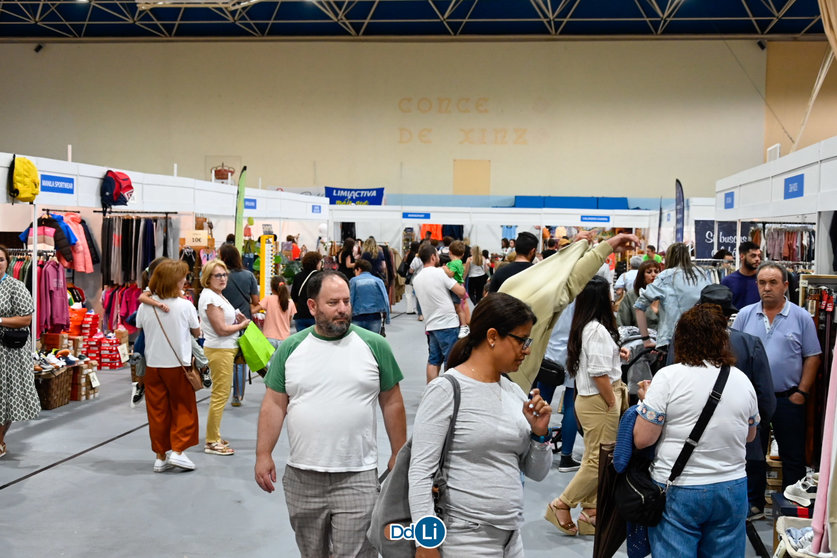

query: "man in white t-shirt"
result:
(412, 243), (467, 383)
(254, 271), (407, 558)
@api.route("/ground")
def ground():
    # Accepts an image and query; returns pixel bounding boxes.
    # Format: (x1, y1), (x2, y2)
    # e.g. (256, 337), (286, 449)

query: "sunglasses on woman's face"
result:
(212, 273), (228, 279)
(507, 332), (533, 350)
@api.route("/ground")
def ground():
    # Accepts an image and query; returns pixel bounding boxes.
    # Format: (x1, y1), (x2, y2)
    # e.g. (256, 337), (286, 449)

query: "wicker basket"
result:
(34, 367), (73, 410)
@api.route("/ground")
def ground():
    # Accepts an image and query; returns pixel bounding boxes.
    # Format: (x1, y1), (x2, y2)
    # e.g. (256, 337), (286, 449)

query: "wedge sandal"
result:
(204, 441), (235, 455)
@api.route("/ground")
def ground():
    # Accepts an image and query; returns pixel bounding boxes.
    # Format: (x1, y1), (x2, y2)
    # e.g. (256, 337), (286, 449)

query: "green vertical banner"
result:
(235, 165), (248, 249)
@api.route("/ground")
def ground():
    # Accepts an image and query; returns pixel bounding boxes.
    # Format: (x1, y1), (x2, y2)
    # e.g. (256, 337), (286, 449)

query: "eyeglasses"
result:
(506, 332), (533, 350)
(212, 273), (228, 279)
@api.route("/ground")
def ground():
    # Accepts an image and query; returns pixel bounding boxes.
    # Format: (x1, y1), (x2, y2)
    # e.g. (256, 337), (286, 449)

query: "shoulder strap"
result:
(668, 364), (730, 483)
(152, 306), (189, 372)
(228, 270), (250, 303)
(437, 374), (461, 473)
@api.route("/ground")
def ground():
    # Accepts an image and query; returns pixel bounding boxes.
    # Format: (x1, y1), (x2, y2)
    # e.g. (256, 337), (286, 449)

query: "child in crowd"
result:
(259, 276), (296, 368)
(443, 240), (471, 337)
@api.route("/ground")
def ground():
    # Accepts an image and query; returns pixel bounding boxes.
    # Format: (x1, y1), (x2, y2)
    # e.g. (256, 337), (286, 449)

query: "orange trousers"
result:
(144, 366), (199, 454)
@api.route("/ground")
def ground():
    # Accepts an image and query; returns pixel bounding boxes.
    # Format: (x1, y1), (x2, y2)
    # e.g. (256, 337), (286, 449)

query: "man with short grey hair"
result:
(732, 262), (821, 491)
(614, 255), (644, 298)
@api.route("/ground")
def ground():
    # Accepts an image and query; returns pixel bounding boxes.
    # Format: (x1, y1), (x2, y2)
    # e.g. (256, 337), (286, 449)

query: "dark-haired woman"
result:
(617, 260), (661, 328)
(337, 238), (356, 280)
(546, 275), (627, 537)
(290, 252), (322, 332)
(635, 303), (758, 557)
(260, 276), (296, 353)
(408, 292), (552, 557)
(634, 242), (710, 352)
(0, 245), (39, 458)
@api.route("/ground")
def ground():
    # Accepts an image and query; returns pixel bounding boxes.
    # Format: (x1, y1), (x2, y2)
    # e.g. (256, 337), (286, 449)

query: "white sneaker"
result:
(167, 451), (195, 471)
(769, 439), (780, 460)
(784, 476), (818, 507)
(153, 457), (173, 473)
(458, 325), (470, 339)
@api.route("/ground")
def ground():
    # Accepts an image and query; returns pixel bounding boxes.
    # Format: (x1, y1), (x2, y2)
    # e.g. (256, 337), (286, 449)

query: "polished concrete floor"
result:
(2, 299), (774, 557)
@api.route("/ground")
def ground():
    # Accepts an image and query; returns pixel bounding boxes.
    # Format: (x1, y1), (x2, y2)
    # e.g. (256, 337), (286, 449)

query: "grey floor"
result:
(2, 299), (774, 557)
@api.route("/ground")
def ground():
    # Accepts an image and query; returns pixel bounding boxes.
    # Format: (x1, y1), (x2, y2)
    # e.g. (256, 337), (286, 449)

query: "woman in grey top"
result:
(408, 293), (553, 558)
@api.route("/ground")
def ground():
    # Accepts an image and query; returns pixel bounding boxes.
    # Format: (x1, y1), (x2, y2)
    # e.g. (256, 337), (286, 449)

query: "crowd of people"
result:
(0, 229), (822, 557)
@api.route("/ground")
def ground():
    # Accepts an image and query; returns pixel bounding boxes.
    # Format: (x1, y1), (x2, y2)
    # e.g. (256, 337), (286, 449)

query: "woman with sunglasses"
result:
(198, 259), (250, 456)
(545, 275), (628, 537)
(408, 293), (552, 557)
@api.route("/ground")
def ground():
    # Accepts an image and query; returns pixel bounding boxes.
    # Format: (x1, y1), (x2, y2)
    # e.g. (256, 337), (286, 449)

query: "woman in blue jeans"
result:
(634, 304), (759, 557)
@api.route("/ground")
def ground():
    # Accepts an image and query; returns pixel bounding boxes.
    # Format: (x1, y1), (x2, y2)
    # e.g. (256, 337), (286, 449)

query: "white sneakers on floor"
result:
(784, 472), (819, 507)
(167, 451), (195, 471)
(153, 457), (173, 473)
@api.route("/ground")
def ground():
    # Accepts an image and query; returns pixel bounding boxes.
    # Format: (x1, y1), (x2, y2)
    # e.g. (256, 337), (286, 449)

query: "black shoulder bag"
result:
(615, 365), (730, 526)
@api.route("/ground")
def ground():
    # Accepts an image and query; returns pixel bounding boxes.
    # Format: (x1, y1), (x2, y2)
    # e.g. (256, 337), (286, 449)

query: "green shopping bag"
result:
(238, 322), (276, 376)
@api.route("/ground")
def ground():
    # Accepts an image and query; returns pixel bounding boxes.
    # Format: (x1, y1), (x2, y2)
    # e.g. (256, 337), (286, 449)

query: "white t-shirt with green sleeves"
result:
(264, 324), (403, 472)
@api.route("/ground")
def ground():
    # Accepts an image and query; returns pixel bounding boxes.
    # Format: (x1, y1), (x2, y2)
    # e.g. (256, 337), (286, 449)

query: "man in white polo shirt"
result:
(412, 243), (467, 383)
(254, 270), (407, 558)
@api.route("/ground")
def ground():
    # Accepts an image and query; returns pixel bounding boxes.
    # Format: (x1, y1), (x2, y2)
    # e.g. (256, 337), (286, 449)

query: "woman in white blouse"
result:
(199, 260), (250, 457)
(545, 275), (627, 537)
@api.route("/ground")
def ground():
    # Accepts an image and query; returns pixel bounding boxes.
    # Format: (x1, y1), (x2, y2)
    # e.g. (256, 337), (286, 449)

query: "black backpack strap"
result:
(437, 374), (461, 472)
(667, 364), (730, 484)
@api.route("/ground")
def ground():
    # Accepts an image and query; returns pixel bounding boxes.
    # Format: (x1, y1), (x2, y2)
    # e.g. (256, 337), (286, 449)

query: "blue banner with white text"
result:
(324, 187), (384, 205)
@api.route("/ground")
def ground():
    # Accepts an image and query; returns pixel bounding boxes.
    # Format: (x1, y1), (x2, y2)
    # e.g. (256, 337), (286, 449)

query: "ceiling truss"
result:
(0, 0), (825, 41)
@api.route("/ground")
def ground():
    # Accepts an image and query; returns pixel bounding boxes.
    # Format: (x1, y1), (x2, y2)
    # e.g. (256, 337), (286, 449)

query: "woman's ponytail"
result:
(446, 336), (475, 370)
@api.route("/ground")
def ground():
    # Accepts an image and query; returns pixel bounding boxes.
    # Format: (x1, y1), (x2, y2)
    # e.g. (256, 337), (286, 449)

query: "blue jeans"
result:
(294, 318), (315, 332)
(534, 383), (577, 457)
(353, 314), (382, 334)
(649, 477), (747, 558)
(427, 327), (460, 367)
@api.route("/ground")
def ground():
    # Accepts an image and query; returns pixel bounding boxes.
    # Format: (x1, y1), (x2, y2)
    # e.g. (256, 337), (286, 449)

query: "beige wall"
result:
(765, 41), (837, 156)
(0, 40), (767, 198)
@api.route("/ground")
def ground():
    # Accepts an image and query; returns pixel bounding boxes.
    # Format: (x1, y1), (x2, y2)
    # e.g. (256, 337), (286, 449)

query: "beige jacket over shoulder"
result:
(501, 241), (613, 391)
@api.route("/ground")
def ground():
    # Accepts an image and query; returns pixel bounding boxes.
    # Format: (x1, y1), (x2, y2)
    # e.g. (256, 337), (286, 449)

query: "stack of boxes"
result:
(766, 457), (782, 505)
(71, 361), (101, 401)
(97, 337), (123, 370)
(80, 313), (101, 338)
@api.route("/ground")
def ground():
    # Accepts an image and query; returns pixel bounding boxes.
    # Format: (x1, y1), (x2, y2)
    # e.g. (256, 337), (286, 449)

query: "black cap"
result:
(699, 284), (737, 315)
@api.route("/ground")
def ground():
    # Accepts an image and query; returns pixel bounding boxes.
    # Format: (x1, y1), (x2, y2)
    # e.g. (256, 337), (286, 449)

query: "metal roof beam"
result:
(427, 0), (455, 35)
(309, 0), (357, 36)
(263, 0), (280, 35)
(456, 0), (478, 35)
(633, 0), (658, 34)
(359, 0), (378, 35)
(530, 0), (555, 34)
(556, 0), (582, 34)
(740, 0), (763, 34)
(658, 0), (685, 34)
(763, 0), (799, 34)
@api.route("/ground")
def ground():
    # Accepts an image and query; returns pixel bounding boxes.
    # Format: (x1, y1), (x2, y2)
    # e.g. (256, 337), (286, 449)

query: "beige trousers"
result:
(558, 380), (627, 510)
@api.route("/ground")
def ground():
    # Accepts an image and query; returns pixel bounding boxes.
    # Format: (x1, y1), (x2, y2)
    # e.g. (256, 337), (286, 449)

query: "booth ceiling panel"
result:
(0, 0), (824, 40)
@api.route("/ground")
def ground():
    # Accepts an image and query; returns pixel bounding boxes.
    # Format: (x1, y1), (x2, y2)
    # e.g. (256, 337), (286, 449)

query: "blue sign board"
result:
(324, 187), (384, 206)
(724, 192), (735, 209)
(244, 198), (257, 210)
(580, 215), (610, 223)
(311, 205), (322, 214)
(784, 174), (804, 200)
(40, 174), (74, 195)
(403, 212), (431, 219)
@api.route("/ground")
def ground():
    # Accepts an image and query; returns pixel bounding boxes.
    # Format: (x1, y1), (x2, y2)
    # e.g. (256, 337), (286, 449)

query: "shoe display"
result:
(153, 457), (173, 473)
(167, 451), (195, 471)
(784, 474), (819, 507)
(558, 455), (581, 473)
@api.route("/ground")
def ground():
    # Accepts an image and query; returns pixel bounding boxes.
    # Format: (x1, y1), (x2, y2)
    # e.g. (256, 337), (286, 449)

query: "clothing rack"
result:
(94, 210), (176, 216)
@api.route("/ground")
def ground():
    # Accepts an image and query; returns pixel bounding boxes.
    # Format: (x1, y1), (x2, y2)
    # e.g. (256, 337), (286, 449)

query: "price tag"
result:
(89, 372), (100, 388)
(799, 279), (808, 288)
(118, 343), (130, 363)
(187, 230), (208, 245)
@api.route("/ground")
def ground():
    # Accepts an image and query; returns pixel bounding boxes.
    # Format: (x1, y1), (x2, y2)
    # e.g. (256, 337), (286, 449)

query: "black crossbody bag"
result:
(615, 365), (730, 526)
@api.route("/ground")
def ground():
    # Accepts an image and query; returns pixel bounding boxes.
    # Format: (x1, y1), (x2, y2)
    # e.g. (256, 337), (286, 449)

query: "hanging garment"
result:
(419, 224), (443, 241)
(501, 225), (517, 240)
(20, 217), (75, 262)
(59, 213), (94, 273)
(441, 225), (464, 240)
